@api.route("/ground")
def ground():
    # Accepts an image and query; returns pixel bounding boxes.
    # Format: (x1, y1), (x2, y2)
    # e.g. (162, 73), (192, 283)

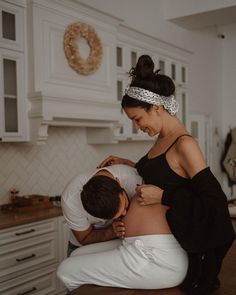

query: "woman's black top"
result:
(135, 135), (235, 295)
(136, 135), (189, 191)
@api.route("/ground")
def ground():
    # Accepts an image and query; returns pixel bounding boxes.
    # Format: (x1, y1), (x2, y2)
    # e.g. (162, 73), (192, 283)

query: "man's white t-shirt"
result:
(62, 164), (142, 246)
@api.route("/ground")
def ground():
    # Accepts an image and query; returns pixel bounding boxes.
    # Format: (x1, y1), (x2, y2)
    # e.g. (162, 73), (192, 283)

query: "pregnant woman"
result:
(97, 55), (235, 294)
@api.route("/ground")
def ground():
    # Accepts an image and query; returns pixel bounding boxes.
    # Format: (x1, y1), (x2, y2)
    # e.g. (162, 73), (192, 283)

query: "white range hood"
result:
(27, 0), (123, 144)
(28, 92), (122, 144)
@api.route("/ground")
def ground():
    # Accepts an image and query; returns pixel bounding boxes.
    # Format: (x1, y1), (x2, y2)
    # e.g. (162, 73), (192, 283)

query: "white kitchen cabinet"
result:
(157, 58), (189, 131)
(0, 48), (28, 141)
(0, 0), (28, 142)
(176, 88), (189, 130)
(189, 113), (213, 166)
(115, 40), (153, 142)
(0, 264), (58, 295)
(174, 62), (189, 131)
(0, 217), (68, 295)
(115, 71), (150, 141)
(57, 216), (70, 294)
(57, 216), (70, 262)
(0, 0), (25, 52)
(0, 0), (191, 144)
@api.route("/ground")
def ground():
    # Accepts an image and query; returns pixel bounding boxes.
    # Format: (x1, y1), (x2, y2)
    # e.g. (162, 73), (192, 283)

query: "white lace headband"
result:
(125, 86), (179, 116)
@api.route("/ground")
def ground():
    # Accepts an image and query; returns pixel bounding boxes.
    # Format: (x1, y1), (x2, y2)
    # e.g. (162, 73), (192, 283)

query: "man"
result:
(62, 164), (142, 255)
(58, 172), (188, 291)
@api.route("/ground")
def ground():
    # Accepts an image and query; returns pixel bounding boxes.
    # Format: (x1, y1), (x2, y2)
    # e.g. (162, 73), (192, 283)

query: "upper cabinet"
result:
(172, 62), (189, 131)
(0, 0), (191, 143)
(0, 0), (25, 51)
(0, 0), (28, 142)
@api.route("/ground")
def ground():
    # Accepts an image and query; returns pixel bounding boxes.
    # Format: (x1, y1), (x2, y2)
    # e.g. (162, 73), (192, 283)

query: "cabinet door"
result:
(0, 232), (58, 282)
(57, 217), (70, 261)
(57, 217), (70, 294)
(0, 264), (58, 295)
(0, 48), (27, 141)
(116, 46), (152, 141)
(176, 88), (189, 130)
(189, 113), (212, 166)
(167, 60), (189, 130)
(0, 0), (24, 51)
(0, 219), (57, 246)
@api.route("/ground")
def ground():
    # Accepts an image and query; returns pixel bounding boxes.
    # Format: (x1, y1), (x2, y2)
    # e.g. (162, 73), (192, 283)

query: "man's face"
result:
(113, 190), (129, 219)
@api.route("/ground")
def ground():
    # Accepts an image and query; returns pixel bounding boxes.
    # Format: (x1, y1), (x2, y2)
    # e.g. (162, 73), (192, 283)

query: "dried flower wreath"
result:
(64, 22), (103, 75)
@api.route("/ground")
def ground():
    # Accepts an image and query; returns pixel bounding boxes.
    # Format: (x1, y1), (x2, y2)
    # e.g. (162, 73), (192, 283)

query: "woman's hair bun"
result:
(129, 55), (154, 80)
(128, 54), (175, 96)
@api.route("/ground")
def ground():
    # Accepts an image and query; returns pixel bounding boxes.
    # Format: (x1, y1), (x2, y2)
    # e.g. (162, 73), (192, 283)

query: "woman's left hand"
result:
(136, 184), (163, 205)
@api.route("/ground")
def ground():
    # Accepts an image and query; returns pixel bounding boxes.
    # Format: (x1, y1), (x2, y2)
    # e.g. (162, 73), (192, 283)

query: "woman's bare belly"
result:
(123, 196), (171, 237)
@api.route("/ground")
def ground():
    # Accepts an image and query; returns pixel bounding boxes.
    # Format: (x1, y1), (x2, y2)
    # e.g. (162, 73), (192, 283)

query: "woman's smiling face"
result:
(124, 106), (162, 137)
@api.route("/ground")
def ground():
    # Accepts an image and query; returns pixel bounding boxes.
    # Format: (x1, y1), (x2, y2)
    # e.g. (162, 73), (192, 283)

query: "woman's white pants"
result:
(57, 234), (188, 291)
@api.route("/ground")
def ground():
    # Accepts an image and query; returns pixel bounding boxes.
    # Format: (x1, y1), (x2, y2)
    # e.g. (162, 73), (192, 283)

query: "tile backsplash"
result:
(0, 127), (151, 204)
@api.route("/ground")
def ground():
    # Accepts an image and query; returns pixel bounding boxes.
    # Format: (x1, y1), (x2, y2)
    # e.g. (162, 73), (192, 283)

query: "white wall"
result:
(1, 0), (235, 202)
(220, 23), (236, 197)
(163, 0), (236, 19)
(221, 23), (236, 136)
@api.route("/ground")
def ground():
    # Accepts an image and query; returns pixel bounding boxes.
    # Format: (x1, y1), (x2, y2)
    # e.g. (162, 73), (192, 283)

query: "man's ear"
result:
(115, 177), (121, 185)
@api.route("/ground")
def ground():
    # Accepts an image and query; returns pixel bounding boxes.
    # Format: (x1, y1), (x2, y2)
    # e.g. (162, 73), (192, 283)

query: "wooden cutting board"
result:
(1, 195), (54, 212)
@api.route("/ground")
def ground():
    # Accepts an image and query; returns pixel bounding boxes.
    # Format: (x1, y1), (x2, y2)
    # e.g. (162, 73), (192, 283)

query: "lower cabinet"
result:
(0, 264), (58, 295)
(0, 216), (69, 295)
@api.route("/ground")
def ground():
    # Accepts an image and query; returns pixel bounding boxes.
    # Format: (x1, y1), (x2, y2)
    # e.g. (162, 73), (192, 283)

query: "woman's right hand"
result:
(97, 155), (135, 168)
(136, 184), (163, 205)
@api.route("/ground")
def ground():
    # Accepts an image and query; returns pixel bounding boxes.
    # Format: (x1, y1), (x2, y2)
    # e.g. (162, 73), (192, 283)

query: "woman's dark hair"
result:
(81, 175), (123, 219)
(121, 55), (175, 110)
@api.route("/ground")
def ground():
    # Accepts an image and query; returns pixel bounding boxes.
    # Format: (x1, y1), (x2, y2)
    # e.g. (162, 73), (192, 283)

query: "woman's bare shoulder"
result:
(175, 135), (207, 177)
(175, 135), (201, 155)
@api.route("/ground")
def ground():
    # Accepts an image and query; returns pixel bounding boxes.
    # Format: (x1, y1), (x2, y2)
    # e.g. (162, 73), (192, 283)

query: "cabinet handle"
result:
(17, 287), (37, 295)
(15, 229), (35, 236)
(16, 254), (36, 262)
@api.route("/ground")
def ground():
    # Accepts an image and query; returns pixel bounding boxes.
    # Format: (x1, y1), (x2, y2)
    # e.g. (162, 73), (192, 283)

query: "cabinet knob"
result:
(15, 229), (35, 236)
(16, 254), (36, 262)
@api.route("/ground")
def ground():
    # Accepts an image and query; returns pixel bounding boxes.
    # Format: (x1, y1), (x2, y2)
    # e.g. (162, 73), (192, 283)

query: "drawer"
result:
(0, 219), (57, 246)
(0, 264), (58, 295)
(0, 232), (58, 282)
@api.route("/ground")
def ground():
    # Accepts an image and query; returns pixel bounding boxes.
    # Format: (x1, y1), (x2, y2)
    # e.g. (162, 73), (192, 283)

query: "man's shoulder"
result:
(62, 171), (94, 202)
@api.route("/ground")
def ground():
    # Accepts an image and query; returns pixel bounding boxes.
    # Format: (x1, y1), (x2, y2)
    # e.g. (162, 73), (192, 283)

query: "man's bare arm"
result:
(72, 225), (117, 245)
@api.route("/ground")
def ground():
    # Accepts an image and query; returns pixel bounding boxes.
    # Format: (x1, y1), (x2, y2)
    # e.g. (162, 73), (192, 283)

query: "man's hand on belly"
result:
(112, 218), (125, 238)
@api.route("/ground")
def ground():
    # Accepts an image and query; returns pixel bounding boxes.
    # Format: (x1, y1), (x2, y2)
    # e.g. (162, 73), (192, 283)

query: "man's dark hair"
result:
(81, 175), (123, 219)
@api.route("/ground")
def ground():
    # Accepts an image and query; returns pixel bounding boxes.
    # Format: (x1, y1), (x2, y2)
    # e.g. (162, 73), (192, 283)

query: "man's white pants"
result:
(57, 234), (188, 291)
